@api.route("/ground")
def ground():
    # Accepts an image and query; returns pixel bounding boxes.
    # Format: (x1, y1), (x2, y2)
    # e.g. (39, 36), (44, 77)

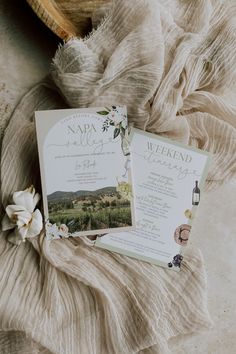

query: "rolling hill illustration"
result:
(47, 187), (117, 202)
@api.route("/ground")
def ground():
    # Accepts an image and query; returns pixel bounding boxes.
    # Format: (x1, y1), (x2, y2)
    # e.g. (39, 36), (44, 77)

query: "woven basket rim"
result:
(26, 0), (78, 40)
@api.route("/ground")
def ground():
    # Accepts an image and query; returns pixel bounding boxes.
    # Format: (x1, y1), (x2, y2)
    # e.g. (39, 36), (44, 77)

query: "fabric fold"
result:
(1, 0), (236, 353)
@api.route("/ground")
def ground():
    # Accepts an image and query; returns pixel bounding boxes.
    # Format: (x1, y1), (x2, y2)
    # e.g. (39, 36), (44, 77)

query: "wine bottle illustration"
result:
(192, 180), (200, 205)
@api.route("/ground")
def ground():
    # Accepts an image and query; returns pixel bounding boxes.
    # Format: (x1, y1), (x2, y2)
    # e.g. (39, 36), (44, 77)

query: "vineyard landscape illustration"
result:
(47, 186), (132, 233)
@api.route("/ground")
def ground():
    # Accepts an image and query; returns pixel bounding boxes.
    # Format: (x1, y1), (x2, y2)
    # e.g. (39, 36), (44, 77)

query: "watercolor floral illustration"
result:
(97, 106), (130, 157)
(116, 180), (132, 201)
(46, 221), (69, 240)
(97, 106), (127, 138)
(1, 185), (43, 244)
(184, 209), (193, 220)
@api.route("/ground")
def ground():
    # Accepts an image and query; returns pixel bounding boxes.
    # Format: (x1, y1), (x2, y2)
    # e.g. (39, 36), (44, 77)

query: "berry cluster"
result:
(168, 254), (183, 268)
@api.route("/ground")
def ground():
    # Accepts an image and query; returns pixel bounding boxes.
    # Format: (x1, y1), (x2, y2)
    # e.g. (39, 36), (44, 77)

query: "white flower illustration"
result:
(58, 224), (69, 238)
(107, 106), (127, 128)
(46, 221), (60, 240)
(116, 181), (132, 201)
(99, 106), (128, 134)
(45, 221), (69, 240)
(2, 185), (43, 244)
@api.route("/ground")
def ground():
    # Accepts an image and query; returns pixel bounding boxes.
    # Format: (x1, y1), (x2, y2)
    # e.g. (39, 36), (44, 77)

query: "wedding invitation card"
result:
(35, 106), (135, 239)
(96, 128), (211, 270)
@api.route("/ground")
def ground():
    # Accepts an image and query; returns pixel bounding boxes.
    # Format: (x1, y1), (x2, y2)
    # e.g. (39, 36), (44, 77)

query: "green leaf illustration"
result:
(114, 128), (120, 139)
(120, 126), (126, 135)
(97, 110), (109, 115)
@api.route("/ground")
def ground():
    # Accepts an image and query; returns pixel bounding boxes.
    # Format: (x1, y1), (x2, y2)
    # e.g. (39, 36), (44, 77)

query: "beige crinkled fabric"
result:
(1, 0), (236, 353)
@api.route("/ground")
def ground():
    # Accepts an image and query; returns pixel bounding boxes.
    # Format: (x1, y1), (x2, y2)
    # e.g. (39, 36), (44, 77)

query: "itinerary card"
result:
(35, 106), (134, 239)
(96, 128), (211, 270)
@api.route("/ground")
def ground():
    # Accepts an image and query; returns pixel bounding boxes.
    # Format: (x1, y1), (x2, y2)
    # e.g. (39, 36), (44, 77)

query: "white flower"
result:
(12, 185), (40, 213)
(1, 185), (43, 244)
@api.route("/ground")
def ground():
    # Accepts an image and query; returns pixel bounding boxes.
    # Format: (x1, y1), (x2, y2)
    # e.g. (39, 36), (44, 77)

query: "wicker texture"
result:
(26, 0), (110, 39)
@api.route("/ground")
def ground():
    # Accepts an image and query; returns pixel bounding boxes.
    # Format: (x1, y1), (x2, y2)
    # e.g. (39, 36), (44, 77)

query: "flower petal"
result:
(15, 210), (32, 228)
(13, 190), (35, 213)
(16, 225), (29, 241)
(27, 209), (43, 238)
(26, 185), (35, 194)
(1, 214), (15, 231)
(33, 193), (41, 209)
(6, 205), (27, 220)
